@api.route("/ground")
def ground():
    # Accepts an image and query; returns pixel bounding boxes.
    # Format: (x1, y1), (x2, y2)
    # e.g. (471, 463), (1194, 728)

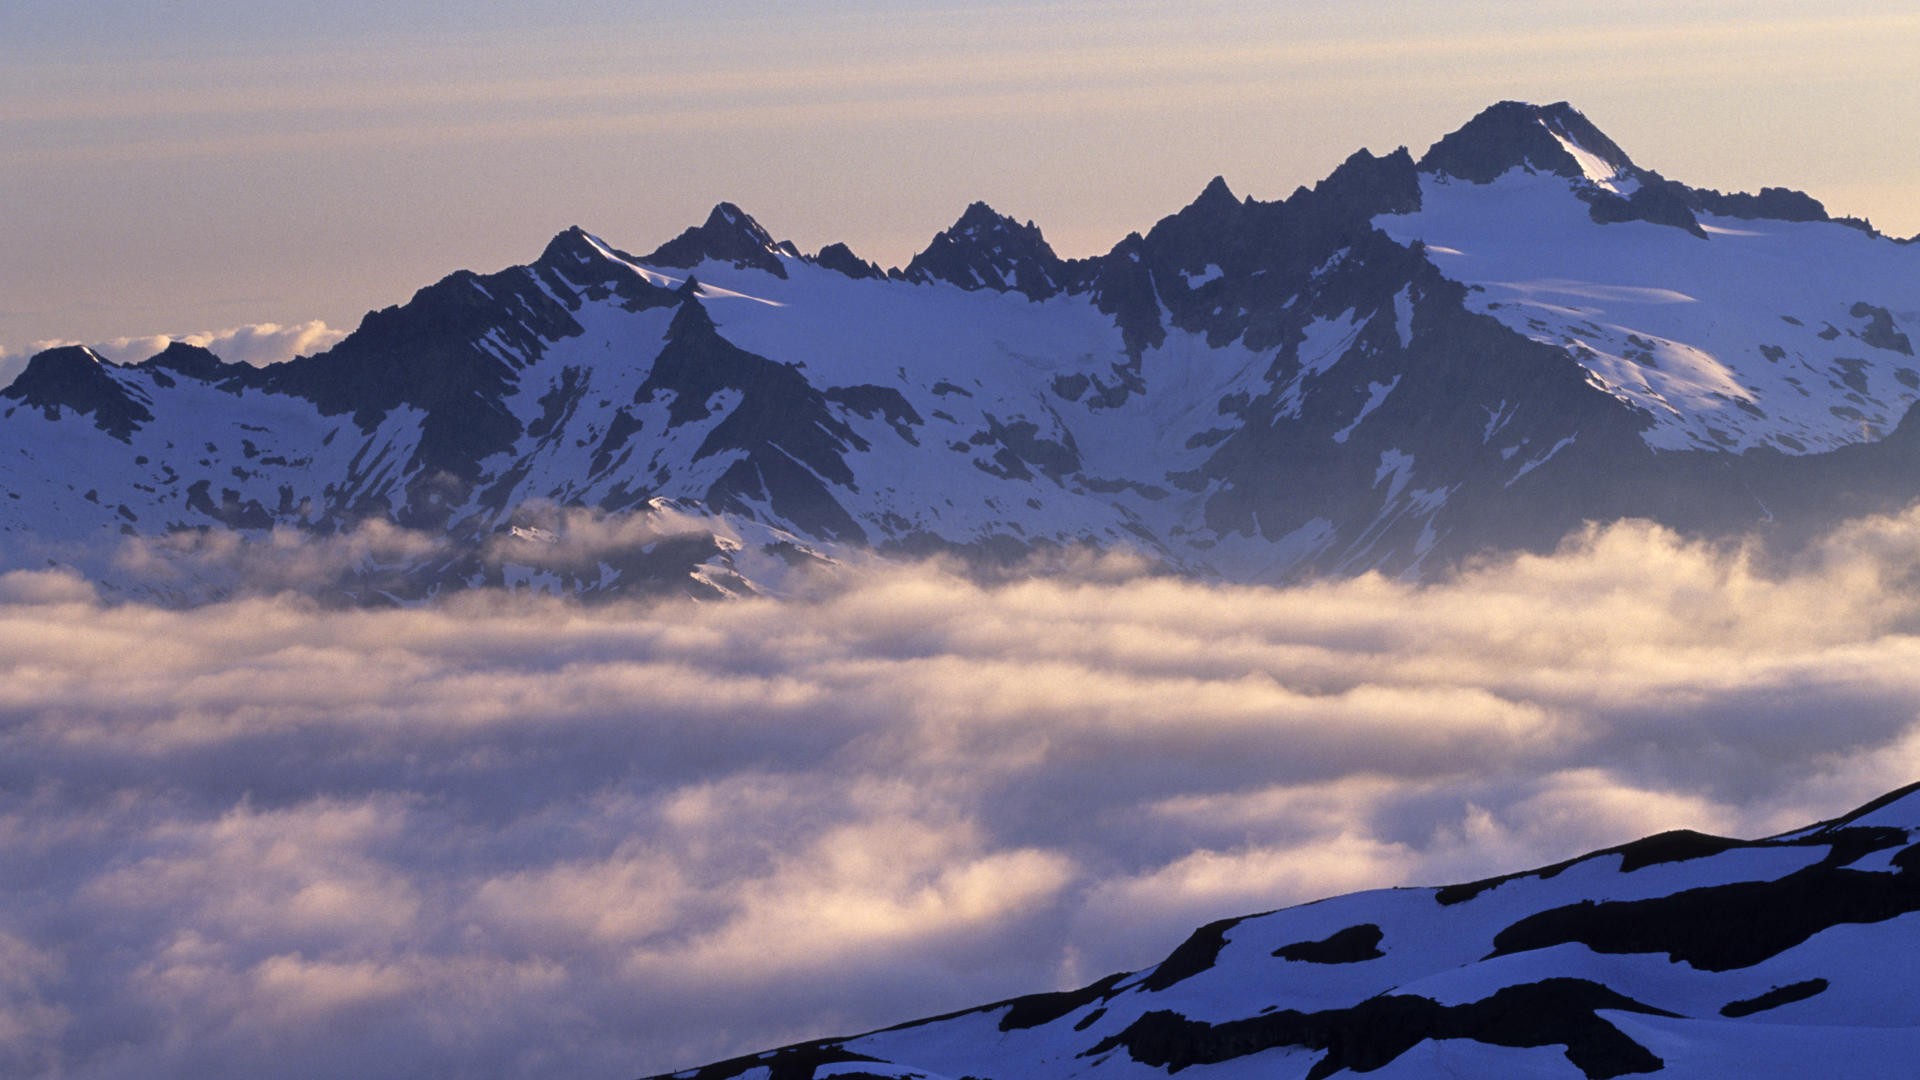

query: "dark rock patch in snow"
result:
(826, 385), (924, 445)
(1585, 178), (1707, 238)
(1721, 978), (1829, 1018)
(1085, 978), (1672, 1079)
(1491, 836), (1920, 971)
(638, 295), (868, 542)
(664, 1041), (893, 1080)
(997, 972), (1130, 1032)
(1138, 915), (1249, 993)
(1850, 302), (1915, 355)
(1272, 922), (1385, 964)
(184, 480), (274, 530)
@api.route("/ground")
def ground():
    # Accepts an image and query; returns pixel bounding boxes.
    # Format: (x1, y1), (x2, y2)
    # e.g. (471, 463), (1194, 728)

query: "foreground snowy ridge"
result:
(651, 781), (1920, 1080)
(4, 101), (1919, 599)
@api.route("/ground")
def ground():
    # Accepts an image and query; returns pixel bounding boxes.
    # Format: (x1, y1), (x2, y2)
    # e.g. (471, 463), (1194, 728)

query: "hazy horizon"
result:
(5, 1), (1919, 363)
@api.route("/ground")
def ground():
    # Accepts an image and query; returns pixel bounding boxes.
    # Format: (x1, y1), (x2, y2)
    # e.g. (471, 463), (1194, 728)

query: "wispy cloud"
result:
(5, 508), (1920, 1075)
(1, 321), (345, 381)
(9, 10), (1916, 167)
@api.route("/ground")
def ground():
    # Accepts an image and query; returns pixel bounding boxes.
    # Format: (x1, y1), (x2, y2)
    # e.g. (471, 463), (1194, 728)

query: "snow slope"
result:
(1379, 171), (1920, 454)
(653, 782), (1920, 1080)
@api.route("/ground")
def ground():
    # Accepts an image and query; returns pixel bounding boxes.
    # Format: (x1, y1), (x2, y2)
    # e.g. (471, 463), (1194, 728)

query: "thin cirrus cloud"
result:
(6, 3), (1917, 356)
(6, 509), (1920, 1077)
(9, 9), (1917, 168)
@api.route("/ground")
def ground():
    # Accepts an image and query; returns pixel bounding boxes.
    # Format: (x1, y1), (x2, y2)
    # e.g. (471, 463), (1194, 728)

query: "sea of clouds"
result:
(8, 510), (1920, 1078)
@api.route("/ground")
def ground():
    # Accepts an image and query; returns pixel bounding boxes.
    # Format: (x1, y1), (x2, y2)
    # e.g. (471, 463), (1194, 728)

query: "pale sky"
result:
(4, 1), (1918, 360)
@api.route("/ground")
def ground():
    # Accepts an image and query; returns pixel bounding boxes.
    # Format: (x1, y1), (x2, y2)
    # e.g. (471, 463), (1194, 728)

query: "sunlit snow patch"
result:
(1378, 170), (1920, 454)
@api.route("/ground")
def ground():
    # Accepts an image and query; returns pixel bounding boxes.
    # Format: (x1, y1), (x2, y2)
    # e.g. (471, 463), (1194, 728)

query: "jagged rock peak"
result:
(530, 226), (682, 312)
(952, 200), (1029, 237)
(1310, 145), (1424, 217)
(1193, 174), (1239, 210)
(644, 202), (795, 279)
(1695, 185), (1833, 224)
(136, 341), (232, 379)
(1416, 103), (1839, 234)
(666, 278), (720, 334)
(705, 202), (778, 245)
(812, 241), (884, 280)
(1155, 175), (1247, 236)
(1, 344), (153, 441)
(1420, 100), (1634, 185)
(904, 201), (1065, 300)
(4, 344), (112, 394)
(536, 224), (614, 268)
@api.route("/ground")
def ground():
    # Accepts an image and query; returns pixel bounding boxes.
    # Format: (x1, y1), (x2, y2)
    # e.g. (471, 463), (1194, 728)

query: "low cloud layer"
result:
(0, 321), (346, 384)
(80, 502), (764, 605)
(8, 511), (1920, 1077)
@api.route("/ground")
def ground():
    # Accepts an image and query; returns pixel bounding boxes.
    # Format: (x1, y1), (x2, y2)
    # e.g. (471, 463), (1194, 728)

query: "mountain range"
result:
(648, 780), (1920, 1079)
(11, 100), (1920, 1078)
(4, 99), (1919, 600)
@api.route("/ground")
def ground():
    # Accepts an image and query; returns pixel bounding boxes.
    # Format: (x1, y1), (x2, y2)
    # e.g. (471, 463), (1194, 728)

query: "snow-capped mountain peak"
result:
(6, 99), (1920, 600)
(535, 223), (627, 273)
(1382, 101), (1920, 457)
(1419, 99), (1636, 189)
(643, 201), (799, 278)
(0, 344), (153, 441)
